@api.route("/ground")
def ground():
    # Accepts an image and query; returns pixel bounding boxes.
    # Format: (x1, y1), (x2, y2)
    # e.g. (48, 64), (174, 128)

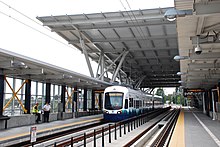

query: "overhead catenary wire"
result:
(119, 0), (161, 65)
(0, 1), (77, 51)
(0, 1), (50, 30)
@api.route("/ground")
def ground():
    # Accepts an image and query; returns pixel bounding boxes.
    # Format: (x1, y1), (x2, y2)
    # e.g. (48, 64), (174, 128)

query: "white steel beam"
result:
(100, 50), (105, 81)
(196, 16), (205, 35)
(111, 51), (129, 82)
(0, 60), (13, 68)
(95, 55), (102, 78)
(79, 38), (94, 78)
(41, 14), (164, 26)
(69, 35), (176, 44)
(51, 21), (174, 31)
(65, 17), (127, 78)
(87, 47), (178, 53)
(98, 50), (127, 80)
(3, 68), (44, 75)
(135, 75), (146, 89)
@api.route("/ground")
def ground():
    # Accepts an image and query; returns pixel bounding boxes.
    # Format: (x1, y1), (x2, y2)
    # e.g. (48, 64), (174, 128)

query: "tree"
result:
(155, 87), (164, 96)
(155, 88), (165, 103)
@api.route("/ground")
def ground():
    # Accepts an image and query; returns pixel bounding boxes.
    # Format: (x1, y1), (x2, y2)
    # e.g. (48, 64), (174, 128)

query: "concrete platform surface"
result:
(170, 107), (220, 147)
(0, 114), (103, 146)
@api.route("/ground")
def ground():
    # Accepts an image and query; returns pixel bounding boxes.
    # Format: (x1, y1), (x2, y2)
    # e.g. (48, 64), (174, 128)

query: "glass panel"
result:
(104, 92), (123, 110)
(125, 99), (128, 109)
(87, 89), (92, 109)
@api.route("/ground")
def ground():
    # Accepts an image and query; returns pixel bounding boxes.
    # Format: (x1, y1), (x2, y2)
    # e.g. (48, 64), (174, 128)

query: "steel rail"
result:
(56, 108), (171, 147)
(151, 109), (180, 147)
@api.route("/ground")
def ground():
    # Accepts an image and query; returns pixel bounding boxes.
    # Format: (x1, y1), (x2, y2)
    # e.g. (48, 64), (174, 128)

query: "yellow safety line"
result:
(0, 118), (102, 141)
(169, 109), (185, 147)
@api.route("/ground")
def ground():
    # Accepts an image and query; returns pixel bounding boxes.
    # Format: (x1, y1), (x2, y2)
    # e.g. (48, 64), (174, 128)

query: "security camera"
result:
(164, 8), (177, 21)
(194, 44), (202, 55)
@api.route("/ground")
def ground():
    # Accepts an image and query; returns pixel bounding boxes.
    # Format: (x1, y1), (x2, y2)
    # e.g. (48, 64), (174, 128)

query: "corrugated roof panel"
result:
(37, 7), (180, 88)
(165, 24), (177, 35)
(148, 25), (164, 36)
(156, 50), (169, 56)
(153, 39), (167, 47)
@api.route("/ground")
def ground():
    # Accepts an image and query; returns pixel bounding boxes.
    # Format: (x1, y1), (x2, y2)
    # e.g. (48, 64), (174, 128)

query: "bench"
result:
(0, 116), (10, 129)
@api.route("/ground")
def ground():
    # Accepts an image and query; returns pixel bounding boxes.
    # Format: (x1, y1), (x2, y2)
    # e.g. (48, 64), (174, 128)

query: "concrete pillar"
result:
(46, 83), (51, 103)
(202, 92), (206, 114)
(0, 75), (4, 116)
(211, 90), (216, 120)
(25, 79), (31, 114)
(61, 85), (65, 112)
(83, 89), (87, 111)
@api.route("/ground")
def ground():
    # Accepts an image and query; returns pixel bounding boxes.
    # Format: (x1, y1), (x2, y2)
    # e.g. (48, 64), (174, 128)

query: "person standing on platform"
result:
(32, 103), (41, 123)
(43, 102), (51, 122)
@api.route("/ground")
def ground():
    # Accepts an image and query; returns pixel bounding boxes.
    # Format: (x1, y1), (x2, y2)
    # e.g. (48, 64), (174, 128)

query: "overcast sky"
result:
(0, 0), (175, 94)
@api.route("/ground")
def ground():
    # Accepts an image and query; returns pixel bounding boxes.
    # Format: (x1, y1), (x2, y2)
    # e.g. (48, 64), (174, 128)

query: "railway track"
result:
(7, 120), (107, 147)
(54, 107), (171, 147)
(9, 107), (176, 147)
(126, 109), (180, 147)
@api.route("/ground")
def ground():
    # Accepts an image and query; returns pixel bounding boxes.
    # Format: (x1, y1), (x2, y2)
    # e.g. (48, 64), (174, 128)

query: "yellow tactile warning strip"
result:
(169, 109), (185, 147)
(0, 118), (102, 141)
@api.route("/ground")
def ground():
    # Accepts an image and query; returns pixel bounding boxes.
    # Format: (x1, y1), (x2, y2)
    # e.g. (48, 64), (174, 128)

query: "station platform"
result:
(170, 107), (220, 147)
(0, 114), (103, 146)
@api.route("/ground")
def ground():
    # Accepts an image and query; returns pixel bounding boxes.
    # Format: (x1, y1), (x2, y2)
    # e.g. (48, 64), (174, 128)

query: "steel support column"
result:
(24, 79), (31, 114)
(83, 89), (87, 111)
(79, 38), (94, 78)
(100, 50), (105, 81)
(92, 90), (95, 110)
(96, 55), (102, 78)
(99, 93), (102, 110)
(61, 85), (66, 112)
(134, 76), (146, 89)
(0, 75), (4, 116)
(98, 50), (127, 80)
(218, 82), (220, 102)
(46, 83), (51, 103)
(73, 87), (78, 112)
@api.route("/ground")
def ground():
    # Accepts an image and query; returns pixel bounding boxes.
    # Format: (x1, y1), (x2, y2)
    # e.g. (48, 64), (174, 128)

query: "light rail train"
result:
(103, 85), (163, 121)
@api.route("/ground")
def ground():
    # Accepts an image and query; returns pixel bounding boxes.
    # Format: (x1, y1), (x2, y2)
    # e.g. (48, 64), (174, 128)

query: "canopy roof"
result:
(37, 7), (180, 88)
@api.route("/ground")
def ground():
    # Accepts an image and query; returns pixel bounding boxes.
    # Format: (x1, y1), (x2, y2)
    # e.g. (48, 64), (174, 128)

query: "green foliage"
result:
(155, 87), (164, 96)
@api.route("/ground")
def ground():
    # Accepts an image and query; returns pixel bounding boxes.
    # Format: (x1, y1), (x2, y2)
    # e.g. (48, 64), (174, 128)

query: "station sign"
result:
(30, 126), (37, 143)
(183, 89), (205, 96)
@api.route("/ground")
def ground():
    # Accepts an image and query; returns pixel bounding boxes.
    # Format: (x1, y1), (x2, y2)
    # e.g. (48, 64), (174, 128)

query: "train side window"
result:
(135, 100), (139, 108)
(129, 98), (133, 107)
(125, 99), (128, 109)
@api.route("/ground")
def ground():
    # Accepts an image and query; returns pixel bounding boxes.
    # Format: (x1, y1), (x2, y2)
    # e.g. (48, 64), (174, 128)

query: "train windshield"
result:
(104, 92), (123, 110)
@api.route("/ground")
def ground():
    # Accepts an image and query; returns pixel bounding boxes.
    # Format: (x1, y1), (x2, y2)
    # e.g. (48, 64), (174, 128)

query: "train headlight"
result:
(117, 111), (122, 114)
(104, 110), (109, 114)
